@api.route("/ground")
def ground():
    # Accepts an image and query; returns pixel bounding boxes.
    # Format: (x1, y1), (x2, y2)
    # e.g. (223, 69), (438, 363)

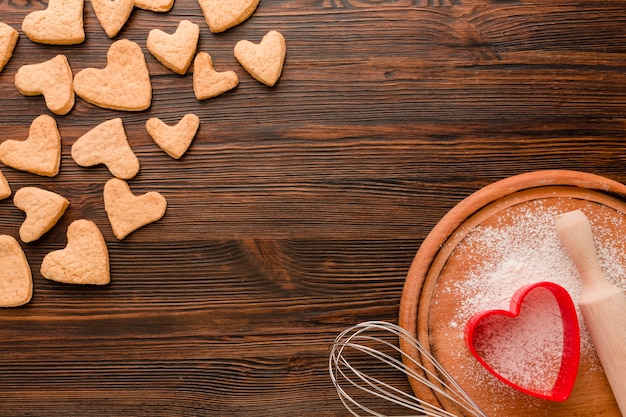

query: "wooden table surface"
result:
(1, 0), (626, 415)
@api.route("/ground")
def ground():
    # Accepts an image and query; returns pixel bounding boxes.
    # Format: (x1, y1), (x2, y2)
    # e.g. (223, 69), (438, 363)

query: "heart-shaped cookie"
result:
(0, 114), (61, 177)
(71, 118), (139, 179)
(0, 23), (18, 72)
(0, 235), (32, 307)
(73, 39), (152, 111)
(41, 219), (110, 285)
(22, 0), (85, 45)
(198, 0), (259, 33)
(146, 113), (200, 159)
(104, 178), (167, 240)
(91, 0), (134, 38)
(147, 20), (199, 75)
(234, 31), (286, 87)
(465, 282), (580, 402)
(15, 54), (75, 115)
(14, 187), (69, 243)
(0, 169), (10, 200)
(193, 52), (238, 99)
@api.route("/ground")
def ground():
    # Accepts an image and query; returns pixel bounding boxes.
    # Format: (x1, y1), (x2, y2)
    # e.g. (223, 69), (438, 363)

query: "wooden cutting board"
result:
(399, 170), (626, 417)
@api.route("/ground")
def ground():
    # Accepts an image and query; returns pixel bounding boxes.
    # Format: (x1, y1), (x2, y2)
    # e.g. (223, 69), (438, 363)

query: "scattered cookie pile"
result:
(0, 0), (287, 306)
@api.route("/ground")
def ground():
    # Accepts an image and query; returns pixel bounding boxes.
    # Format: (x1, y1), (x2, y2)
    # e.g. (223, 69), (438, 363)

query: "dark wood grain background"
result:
(0, 0), (625, 415)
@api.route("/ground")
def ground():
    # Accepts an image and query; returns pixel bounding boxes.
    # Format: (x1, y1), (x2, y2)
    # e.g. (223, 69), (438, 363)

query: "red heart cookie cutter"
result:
(465, 281), (580, 402)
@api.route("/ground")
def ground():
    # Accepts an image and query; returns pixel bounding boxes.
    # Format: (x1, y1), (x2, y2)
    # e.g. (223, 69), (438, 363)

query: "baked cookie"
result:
(104, 178), (167, 240)
(13, 187), (69, 243)
(0, 235), (32, 307)
(41, 219), (110, 285)
(0, 23), (18, 73)
(135, 0), (174, 13)
(146, 113), (200, 159)
(71, 118), (139, 179)
(193, 52), (238, 99)
(22, 0), (85, 45)
(0, 114), (61, 177)
(198, 0), (259, 33)
(15, 54), (75, 115)
(73, 39), (152, 111)
(91, 0), (134, 38)
(0, 169), (10, 200)
(147, 20), (199, 75)
(234, 30), (286, 87)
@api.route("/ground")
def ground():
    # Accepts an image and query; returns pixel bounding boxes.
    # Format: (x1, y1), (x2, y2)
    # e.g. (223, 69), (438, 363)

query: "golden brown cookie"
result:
(104, 178), (167, 240)
(198, 0), (259, 33)
(134, 0), (174, 13)
(146, 113), (200, 159)
(15, 54), (75, 115)
(71, 118), (140, 179)
(91, 0), (134, 38)
(0, 23), (18, 73)
(0, 169), (10, 200)
(147, 20), (199, 75)
(73, 39), (152, 111)
(41, 219), (110, 285)
(22, 0), (85, 45)
(13, 187), (69, 243)
(0, 235), (32, 307)
(193, 52), (238, 99)
(0, 114), (61, 177)
(234, 30), (286, 87)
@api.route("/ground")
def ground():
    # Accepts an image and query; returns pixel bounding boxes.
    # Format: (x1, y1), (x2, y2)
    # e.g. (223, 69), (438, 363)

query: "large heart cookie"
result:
(465, 282), (580, 402)
(0, 169), (10, 200)
(0, 114), (61, 177)
(41, 219), (110, 285)
(193, 52), (238, 99)
(104, 178), (167, 240)
(146, 113), (200, 159)
(22, 0), (85, 45)
(0, 23), (18, 72)
(234, 31), (286, 87)
(15, 54), (75, 115)
(91, 0), (134, 38)
(147, 20), (199, 75)
(0, 235), (32, 307)
(197, 0), (259, 33)
(71, 118), (139, 179)
(14, 187), (69, 243)
(73, 39), (152, 111)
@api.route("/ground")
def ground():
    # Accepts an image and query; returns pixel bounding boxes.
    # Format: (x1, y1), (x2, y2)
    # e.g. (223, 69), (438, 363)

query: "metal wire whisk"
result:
(329, 321), (488, 417)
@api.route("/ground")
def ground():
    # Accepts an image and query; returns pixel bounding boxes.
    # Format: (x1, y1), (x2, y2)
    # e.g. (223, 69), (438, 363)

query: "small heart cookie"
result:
(91, 0), (134, 38)
(0, 235), (32, 307)
(41, 219), (110, 285)
(22, 0), (85, 45)
(71, 118), (139, 179)
(14, 187), (69, 243)
(0, 114), (61, 177)
(0, 169), (10, 200)
(146, 113), (200, 159)
(234, 31), (286, 87)
(135, 0), (174, 13)
(147, 20), (199, 75)
(104, 178), (167, 240)
(15, 54), (75, 115)
(73, 39), (152, 111)
(193, 52), (238, 99)
(198, 0), (259, 33)
(0, 23), (18, 72)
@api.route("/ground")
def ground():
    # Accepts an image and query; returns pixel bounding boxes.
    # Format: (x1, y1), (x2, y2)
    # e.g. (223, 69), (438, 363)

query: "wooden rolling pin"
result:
(556, 209), (626, 416)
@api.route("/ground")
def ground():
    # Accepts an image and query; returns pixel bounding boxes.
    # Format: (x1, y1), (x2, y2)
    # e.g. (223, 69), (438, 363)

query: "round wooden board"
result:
(399, 170), (626, 417)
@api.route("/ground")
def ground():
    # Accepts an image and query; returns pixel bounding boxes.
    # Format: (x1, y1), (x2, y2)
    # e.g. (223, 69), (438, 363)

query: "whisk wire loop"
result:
(330, 321), (488, 417)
